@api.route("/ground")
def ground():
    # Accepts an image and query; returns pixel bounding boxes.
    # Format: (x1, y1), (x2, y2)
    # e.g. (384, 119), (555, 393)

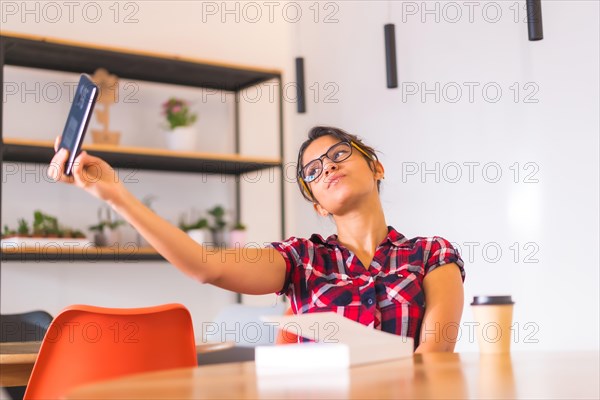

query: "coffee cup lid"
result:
(471, 295), (514, 306)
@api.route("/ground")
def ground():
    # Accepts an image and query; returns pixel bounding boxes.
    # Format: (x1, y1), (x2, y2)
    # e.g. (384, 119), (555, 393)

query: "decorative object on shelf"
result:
(90, 68), (121, 145)
(88, 206), (125, 247)
(229, 222), (247, 248)
(207, 205), (227, 247)
(1, 210), (89, 248)
(526, 0), (543, 41)
(162, 98), (198, 151)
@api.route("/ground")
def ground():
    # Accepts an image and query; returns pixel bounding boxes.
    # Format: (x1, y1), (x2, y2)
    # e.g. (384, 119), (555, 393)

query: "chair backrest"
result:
(1, 311), (54, 400)
(275, 307), (299, 345)
(1, 310), (53, 342)
(24, 303), (197, 400)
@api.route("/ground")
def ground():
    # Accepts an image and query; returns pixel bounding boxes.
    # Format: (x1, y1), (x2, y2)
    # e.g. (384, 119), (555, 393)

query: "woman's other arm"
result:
(415, 262), (464, 353)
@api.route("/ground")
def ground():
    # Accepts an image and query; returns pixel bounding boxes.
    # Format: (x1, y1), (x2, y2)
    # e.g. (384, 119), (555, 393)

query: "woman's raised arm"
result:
(48, 140), (287, 295)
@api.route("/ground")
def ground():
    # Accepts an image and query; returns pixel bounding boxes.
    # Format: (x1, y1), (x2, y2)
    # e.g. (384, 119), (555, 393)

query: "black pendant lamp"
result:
(384, 24), (398, 88)
(295, 57), (306, 113)
(526, 0), (544, 41)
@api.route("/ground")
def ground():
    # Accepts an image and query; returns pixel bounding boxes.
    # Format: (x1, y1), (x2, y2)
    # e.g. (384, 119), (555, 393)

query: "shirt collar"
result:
(386, 226), (408, 247)
(312, 226), (407, 248)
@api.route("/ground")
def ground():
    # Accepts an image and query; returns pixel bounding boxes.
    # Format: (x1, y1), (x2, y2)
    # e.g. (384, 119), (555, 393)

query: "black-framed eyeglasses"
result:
(299, 141), (370, 183)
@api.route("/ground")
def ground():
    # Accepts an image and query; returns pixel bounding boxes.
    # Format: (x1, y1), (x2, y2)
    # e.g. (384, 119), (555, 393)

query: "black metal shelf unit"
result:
(0, 32), (286, 262)
(2, 247), (166, 262)
(2, 140), (282, 175)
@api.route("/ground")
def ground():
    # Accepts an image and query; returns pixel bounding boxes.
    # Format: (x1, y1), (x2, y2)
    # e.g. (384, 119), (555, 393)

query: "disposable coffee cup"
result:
(471, 295), (514, 354)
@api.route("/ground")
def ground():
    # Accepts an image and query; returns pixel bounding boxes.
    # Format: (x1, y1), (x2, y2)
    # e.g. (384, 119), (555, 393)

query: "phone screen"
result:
(58, 74), (98, 176)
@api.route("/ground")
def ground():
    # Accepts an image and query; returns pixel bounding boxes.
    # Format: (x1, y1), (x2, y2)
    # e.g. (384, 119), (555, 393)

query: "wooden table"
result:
(0, 341), (234, 387)
(64, 351), (599, 399)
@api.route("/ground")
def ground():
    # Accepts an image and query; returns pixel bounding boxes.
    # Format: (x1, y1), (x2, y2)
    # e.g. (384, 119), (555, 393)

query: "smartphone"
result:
(57, 73), (99, 176)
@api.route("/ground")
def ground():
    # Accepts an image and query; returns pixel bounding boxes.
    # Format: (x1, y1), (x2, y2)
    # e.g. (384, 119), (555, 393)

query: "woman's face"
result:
(302, 135), (383, 216)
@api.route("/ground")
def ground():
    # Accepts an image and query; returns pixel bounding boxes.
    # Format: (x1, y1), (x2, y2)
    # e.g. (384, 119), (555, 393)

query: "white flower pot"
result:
(165, 126), (197, 151)
(229, 230), (246, 248)
(188, 229), (209, 245)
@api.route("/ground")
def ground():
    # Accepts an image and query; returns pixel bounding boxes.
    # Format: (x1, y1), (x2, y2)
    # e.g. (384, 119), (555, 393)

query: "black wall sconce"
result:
(295, 57), (306, 113)
(526, 0), (544, 41)
(384, 24), (398, 88)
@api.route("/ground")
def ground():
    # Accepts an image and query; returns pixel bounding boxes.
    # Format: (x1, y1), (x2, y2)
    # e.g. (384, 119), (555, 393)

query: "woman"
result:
(48, 126), (465, 352)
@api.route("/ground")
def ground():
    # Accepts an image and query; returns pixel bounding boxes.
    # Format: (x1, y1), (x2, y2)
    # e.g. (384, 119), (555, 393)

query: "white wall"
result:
(1, 1), (598, 351)
(287, 1), (599, 351)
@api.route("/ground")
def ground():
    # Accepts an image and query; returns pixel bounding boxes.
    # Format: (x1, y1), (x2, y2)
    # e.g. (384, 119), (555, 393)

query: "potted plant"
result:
(74, 230), (86, 238)
(2, 225), (17, 239)
(89, 221), (108, 246)
(33, 210), (59, 238)
(17, 218), (31, 237)
(207, 205), (227, 247)
(179, 216), (210, 245)
(162, 97), (198, 151)
(229, 222), (247, 248)
(89, 220), (125, 247)
(89, 206), (125, 247)
(1, 211), (88, 245)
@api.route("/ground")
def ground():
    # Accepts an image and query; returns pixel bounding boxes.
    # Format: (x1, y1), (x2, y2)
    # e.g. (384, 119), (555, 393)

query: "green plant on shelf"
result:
(207, 205), (228, 246)
(179, 217), (209, 233)
(88, 220), (125, 232)
(162, 98), (198, 130)
(232, 222), (246, 231)
(1, 211), (86, 239)
(3, 225), (16, 238)
(17, 218), (30, 236)
(208, 205), (227, 231)
(90, 206), (125, 232)
(33, 210), (59, 237)
(178, 206), (233, 246)
(59, 228), (86, 239)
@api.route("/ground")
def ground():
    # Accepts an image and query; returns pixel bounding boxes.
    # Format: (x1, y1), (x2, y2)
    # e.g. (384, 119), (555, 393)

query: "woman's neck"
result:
(334, 196), (388, 257)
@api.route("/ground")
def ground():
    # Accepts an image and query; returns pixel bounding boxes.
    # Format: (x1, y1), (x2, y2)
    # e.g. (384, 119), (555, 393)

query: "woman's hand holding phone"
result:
(48, 136), (125, 205)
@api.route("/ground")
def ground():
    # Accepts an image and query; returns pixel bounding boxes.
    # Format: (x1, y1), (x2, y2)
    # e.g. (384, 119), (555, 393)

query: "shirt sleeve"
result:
(423, 236), (465, 281)
(267, 237), (303, 296)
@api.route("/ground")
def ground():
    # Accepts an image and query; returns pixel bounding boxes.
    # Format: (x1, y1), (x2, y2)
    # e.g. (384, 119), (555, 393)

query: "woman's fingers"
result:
(71, 151), (117, 191)
(54, 136), (61, 152)
(50, 135), (74, 184)
(47, 148), (74, 184)
(49, 148), (118, 202)
(72, 151), (97, 188)
(75, 151), (110, 178)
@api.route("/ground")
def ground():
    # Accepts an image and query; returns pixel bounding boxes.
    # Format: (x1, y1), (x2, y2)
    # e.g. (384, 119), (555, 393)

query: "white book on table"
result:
(256, 312), (413, 373)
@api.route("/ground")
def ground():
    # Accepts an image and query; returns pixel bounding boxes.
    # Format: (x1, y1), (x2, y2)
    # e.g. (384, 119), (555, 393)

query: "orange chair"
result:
(24, 303), (197, 399)
(275, 307), (300, 345)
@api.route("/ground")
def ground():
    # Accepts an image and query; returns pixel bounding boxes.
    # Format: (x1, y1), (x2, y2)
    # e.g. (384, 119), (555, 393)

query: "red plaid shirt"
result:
(269, 226), (465, 348)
